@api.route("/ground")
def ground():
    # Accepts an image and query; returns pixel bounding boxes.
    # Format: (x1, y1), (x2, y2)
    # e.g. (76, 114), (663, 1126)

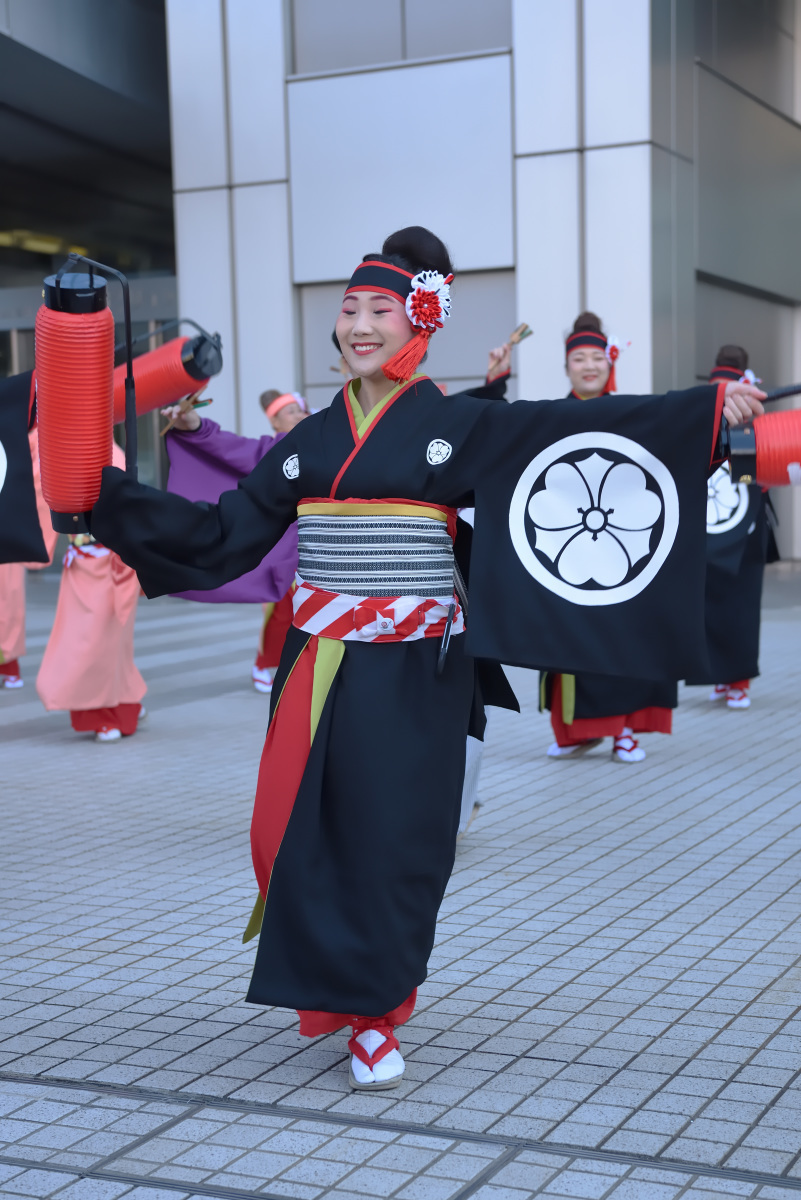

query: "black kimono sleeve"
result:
(89, 430), (301, 599)
(447, 386), (722, 682)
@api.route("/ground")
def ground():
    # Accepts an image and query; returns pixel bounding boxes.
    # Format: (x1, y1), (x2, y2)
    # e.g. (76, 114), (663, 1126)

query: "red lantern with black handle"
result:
(35, 271), (115, 533)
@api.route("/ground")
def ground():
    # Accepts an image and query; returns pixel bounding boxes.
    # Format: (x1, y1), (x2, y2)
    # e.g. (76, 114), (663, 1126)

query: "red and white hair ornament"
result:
(604, 335), (629, 394)
(383, 269), (454, 383)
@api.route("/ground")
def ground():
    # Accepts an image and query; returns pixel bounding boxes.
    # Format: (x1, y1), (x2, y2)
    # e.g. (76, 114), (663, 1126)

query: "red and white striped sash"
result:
(292, 576), (464, 643)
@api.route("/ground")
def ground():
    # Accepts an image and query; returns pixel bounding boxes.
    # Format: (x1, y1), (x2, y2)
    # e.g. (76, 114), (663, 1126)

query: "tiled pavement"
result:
(1, 565), (801, 1199)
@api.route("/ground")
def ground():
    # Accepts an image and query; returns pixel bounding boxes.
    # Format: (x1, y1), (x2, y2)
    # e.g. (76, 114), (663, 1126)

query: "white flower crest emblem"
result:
(282, 454), (299, 480)
(509, 433), (680, 606)
(0, 438), (6, 498)
(426, 439), (452, 465)
(528, 453), (662, 587)
(706, 463), (749, 535)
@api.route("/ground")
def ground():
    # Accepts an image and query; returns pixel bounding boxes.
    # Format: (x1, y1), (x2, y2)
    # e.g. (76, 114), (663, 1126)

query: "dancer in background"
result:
(37, 443), (146, 742)
(163, 388), (307, 694)
(540, 312), (678, 763)
(1, 420), (59, 689)
(687, 345), (776, 709)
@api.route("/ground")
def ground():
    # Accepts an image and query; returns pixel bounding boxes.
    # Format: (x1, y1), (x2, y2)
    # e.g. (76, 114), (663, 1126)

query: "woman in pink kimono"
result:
(0, 426), (59, 689)
(37, 444), (146, 741)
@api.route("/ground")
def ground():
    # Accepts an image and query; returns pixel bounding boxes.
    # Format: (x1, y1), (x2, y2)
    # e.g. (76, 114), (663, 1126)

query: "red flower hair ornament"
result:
(383, 269), (454, 382)
(603, 335), (629, 394)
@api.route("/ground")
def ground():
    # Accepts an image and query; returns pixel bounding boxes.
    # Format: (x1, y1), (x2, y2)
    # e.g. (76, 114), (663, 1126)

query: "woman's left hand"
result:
(723, 381), (766, 425)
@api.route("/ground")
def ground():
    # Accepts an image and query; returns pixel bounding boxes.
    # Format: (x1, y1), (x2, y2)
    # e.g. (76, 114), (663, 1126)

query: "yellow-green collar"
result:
(346, 375), (424, 437)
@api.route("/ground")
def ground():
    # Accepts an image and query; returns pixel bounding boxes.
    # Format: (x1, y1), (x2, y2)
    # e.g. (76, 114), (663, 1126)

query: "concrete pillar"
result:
(165, 0), (296, 435)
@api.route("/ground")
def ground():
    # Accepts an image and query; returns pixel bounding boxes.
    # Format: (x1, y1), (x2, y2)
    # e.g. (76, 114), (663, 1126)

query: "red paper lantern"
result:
(111, 334), (223, 424)
(36, 272), (114, 532)
(753, 409), (801, 487)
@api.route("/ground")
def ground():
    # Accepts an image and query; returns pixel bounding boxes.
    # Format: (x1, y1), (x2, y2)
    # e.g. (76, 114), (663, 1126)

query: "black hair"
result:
(572, 311), (604, 335)
(715, 344), (749, 372)
(331, 329), (341, 353)
(362, 225), (454, 278)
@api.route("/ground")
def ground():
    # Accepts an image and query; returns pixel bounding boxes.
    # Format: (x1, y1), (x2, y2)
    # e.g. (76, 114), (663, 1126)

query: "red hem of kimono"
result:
(725, 679), (750, 690)
(255, 588), (295, 671)
(297, 989), (418, 1038)
(550, 678), (672, 745)
(0, 659), (20, 676)
(70, 703), (141, 735)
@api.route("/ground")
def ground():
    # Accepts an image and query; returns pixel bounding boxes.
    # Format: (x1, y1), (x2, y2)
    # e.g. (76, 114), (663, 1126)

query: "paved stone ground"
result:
(2, 565), (801, 1200)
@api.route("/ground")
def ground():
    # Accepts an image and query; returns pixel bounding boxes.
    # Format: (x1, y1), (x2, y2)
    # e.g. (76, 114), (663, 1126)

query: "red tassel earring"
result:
(382, 328), (432, 383)
(382, 270), (453, 383)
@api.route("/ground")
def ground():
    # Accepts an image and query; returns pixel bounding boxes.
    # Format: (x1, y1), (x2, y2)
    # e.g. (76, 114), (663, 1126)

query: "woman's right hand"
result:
(161, 404), (201, 432)
(486, 344), (512, 382)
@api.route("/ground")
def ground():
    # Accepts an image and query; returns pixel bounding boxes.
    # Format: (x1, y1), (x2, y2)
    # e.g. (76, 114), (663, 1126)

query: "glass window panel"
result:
(292, 0), (402, 73)
(404, 0), (511, 60)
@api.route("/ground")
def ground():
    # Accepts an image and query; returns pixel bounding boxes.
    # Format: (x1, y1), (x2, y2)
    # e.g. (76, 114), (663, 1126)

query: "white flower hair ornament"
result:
(405, 270), (453, 330)
(741, 368), (762, 386)
(604, 334), (629, 366)
(383, 269), (455, 382)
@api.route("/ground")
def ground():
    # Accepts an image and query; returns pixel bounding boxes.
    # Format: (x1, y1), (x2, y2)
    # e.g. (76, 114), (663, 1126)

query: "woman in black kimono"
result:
(688, 345), (776, 709)
(88, 228), (765, 1091)
(540, 313), (678, 763)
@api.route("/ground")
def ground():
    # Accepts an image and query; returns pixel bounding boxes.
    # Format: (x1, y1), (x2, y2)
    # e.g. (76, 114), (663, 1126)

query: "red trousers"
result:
(297, 990), (417, 1038)
(550, 675), (672, 747)
(254, 589), (295, 671)
(70, 703), (141, 735)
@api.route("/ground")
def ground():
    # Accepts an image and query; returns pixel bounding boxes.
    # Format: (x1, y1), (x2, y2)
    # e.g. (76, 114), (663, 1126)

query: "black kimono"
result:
(90, 375), (723, 1018)
(687, 465), (774, 686)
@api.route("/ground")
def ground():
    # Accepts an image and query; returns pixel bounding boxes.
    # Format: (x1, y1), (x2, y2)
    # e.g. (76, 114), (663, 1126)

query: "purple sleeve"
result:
(166, 419), (285, 504)
(163, 419), (298, 603)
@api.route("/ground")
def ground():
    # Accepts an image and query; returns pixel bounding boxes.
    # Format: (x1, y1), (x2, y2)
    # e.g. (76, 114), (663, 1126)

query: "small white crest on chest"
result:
(426, 439), (452, 465)
(282, 454), (299, 480)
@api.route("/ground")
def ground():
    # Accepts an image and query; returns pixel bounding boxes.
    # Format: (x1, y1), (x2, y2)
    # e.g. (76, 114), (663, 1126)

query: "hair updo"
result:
(715, 344), (749, 372)
(363, 225), (454, 278)
(571, 311), (604, 335)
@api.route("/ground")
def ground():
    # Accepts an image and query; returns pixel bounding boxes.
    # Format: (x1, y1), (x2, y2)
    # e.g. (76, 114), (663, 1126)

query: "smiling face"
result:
(335, 290), (414, 380)
(566, 347), (611, 399)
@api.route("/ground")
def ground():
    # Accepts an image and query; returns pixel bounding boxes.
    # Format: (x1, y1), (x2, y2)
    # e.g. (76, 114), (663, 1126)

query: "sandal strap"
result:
(614, 734), (639, 751)
(348, 1021), (399, 1069)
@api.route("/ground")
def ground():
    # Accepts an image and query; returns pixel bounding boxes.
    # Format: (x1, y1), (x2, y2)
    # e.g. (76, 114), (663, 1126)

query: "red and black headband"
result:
(566, 329), (608, 355)
(345, 260), (415, 303)
(709, 365), (743, 383)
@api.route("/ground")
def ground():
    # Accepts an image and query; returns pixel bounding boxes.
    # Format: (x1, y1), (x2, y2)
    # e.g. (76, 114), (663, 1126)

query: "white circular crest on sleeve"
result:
(426, 439), (452, 465)
(0, 438), (7, 497)
(282, 454), (300, 480)
(509, 431), (679, 606)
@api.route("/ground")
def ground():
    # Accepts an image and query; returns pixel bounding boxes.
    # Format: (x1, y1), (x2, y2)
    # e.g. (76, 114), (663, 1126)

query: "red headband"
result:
(266, 393), (305, 420)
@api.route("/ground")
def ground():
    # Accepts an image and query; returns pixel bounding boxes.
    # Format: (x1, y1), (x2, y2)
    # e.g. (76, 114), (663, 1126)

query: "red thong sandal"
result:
(347, 1020), (405, 1091)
